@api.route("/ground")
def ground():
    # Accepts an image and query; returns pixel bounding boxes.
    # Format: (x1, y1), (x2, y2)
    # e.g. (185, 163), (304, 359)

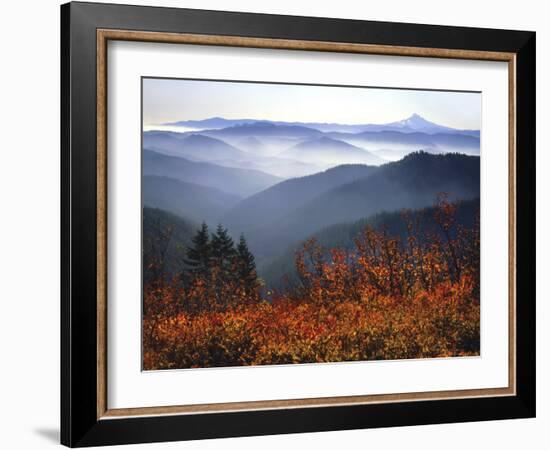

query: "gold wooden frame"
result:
(96, 29), (517, 420)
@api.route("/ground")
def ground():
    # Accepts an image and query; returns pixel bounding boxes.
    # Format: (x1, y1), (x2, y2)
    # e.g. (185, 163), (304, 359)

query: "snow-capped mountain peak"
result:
(389, 114), (446, 132)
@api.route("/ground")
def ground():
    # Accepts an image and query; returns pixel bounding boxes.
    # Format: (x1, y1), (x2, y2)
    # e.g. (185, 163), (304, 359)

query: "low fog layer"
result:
(144, 114), (480, 178)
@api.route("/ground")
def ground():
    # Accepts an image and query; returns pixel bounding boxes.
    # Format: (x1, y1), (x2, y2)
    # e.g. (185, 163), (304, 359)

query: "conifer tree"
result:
(185, 223), (211, 276)
(236, 234), (260, 299)
(211, 224), (236, 272)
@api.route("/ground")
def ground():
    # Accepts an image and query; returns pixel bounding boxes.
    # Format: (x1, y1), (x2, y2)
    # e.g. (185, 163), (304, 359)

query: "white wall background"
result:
(0, 0), (546, 448)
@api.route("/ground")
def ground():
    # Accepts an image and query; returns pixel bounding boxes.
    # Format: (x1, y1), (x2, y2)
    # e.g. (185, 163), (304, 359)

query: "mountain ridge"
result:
(143, 149), (282, 197)
(223, 163), (379, 233)
(280, 136), (386, 166)
(161, 113), (479, 136)
(143, 131), (249, 162)
(142, 175), (242, 225)
(244, 152), (480, 262)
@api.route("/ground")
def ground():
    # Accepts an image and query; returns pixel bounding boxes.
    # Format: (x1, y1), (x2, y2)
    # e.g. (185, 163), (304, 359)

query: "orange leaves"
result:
(143, 274), (479, 370)
(143, 197), (480, 370)
(434, 193), (458, 231)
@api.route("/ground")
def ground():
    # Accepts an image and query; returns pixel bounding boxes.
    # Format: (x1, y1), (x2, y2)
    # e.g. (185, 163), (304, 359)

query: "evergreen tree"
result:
(236, 234), (260, 299)
(211, 224), (236, 272)
(184, 223), (211, 276)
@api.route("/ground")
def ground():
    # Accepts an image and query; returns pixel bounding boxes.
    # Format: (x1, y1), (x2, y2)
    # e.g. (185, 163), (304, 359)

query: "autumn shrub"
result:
(143, 195), (480, 370)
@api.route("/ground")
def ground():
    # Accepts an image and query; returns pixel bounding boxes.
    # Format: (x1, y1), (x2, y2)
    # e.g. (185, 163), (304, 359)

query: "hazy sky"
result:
(143, 78), (481, 130)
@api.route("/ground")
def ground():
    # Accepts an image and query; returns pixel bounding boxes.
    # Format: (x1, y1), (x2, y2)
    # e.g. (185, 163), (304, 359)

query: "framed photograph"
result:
(61, 1), (536, 447)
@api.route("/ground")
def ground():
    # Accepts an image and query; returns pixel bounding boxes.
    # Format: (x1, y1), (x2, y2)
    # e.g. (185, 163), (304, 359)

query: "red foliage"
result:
(143, 196), (480, 370)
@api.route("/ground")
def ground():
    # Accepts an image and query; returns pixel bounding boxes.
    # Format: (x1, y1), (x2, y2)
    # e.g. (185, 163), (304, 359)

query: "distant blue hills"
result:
(146, 114), (480, 179)
(165, 113), (479, 137)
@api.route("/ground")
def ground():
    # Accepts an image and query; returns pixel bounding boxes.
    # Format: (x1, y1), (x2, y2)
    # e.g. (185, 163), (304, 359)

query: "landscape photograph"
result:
(142, 78), (481, 370)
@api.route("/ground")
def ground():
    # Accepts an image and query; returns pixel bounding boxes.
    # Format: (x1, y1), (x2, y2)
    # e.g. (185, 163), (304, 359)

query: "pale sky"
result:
(143, 78), (481, 130)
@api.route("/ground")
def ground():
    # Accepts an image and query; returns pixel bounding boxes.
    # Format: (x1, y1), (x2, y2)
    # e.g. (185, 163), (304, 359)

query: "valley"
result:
(142, 114), (480, 291)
